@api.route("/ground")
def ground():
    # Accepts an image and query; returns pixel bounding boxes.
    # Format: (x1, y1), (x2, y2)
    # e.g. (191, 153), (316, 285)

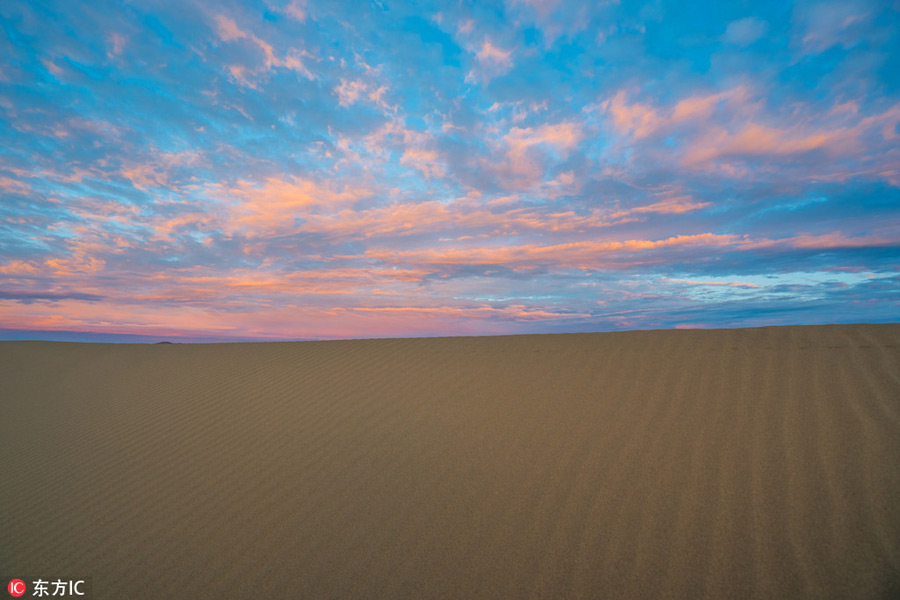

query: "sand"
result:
(1, 323), (899, 598)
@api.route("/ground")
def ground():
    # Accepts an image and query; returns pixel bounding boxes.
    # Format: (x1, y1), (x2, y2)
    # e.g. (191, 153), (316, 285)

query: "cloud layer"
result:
(1, 0), (898, 341)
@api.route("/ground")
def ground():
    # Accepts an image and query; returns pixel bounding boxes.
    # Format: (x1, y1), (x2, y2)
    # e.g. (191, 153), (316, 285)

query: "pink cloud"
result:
(363, 233), (744, 271)
(217, 176), (373, 237)
(485, 121), (584, 188)
(780, 231), (900, 249)
(603, 91), (663, 139)
(399, 147), (445, 179)
(341, 304), (585, 321)
(160, 265), (429, 300)
(0, 291), (586, 341)
(671, 87), (750, 122)
(466, 38), (514, 83)
(151, 212), (218, 240)
(681, 102), (900, 180)
(604, 86), (754, 141)
(215, 15), (248, 42)
(43, 249), (106, 276)
(282, 0), (307, 22)
(107, 33), (126, 59)
(684, 123), (835, 164)
(119, 150), (201, 191)
(0, 260), (39, 275)
(0, 175), (30, 195)
(333, 119), (435, 175)
(42, 58), (64, 78)
(215, 14), (315, 84)
(476, 39), (513, 68)
(337, 201), (591, 238)
(603, 83), (900, 184)
(334, 78), (367, 107)
(273, 187), (714, 244)
(623, 195), (711, 215)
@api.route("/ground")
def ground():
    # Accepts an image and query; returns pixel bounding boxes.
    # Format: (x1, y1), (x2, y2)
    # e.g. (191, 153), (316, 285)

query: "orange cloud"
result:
(151, 212), (218, 240)
(0, 260), (39, 275)
(283, 0), (307, 22)
(476, 39), (513, 68)
(0, 292), (586, 341)
(342, 303), (588, 321)
(466, 37), (514, 83)
(685, 124), (835, 164)
(605, 85), (900, 182)
(781, 231), (900, 249)
(603, 91), (663, 139)
(215, 15), (247, 42)
(621, 195), (711, 215)
(400, 147), (445, 179)
(215, 15), (315, 84)
(605, 86), (754, 140)
(218, 176), (372, 236)
(292, 194), (627, 240)
(119, 150), (201, 191)
(0, 175), (30, 195)
(363, 233), (743, 270)
(487, 121), (584, 188)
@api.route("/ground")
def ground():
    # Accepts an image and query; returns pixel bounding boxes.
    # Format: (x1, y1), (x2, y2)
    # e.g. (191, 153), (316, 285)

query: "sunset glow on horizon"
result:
(1, 0), (899, 342)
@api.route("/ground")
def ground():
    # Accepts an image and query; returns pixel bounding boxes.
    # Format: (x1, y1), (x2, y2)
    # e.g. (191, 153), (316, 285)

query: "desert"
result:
(1, 323), (898, 598)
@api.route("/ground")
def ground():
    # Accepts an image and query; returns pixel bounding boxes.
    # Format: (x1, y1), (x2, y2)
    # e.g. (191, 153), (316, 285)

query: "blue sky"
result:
(1, 0), (898, 341)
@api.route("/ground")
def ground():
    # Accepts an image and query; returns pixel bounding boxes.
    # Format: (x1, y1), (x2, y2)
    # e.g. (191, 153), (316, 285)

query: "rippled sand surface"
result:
(2, 324), (899, 598)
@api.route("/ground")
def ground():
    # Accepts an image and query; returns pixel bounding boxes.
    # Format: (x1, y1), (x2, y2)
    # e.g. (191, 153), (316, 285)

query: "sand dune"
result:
(1, 323), (899, 598)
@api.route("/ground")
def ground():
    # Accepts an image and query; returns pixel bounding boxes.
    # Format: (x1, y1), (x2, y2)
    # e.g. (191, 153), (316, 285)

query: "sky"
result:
(1, 0), (899, 342)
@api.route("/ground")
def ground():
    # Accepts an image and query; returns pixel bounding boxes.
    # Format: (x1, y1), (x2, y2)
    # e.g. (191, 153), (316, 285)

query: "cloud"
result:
(334, 78), (393, 112)
(215, 15), (248, 42)
(0, 290), (105, 302)
(506, 0), (612, 46)
(601, 84), (900, 186)
(722, 17), (768, 46)
(282, 0), (307, 22)
(684, 123), (835, 164)
(0, 175), (31, 195)
(335, 78), (367, 107)
(216, 176), (373, 237)
(485, 121), (584, 188)
(793, 0), (873, 55)
(603, 91), (663, 139)
(621, 196), (711, 215)
(683, 103), (900, 172)
(476, 39), (513, 68)
(214, 14), (315, 85)
(667, 279), (761, 289)
(119, 149), (203, 191)
(107, 32), (126, 58)
(2, 0), (898, 341)
(363, 233), (745, 271)
(466, 38), (514, 83)
(400, 147), (445, 179)
(603, 86), (752, 140)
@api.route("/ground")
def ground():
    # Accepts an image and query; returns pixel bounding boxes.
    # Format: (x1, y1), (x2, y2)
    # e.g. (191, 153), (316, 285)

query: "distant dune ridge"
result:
(1, 323), (899, 598)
